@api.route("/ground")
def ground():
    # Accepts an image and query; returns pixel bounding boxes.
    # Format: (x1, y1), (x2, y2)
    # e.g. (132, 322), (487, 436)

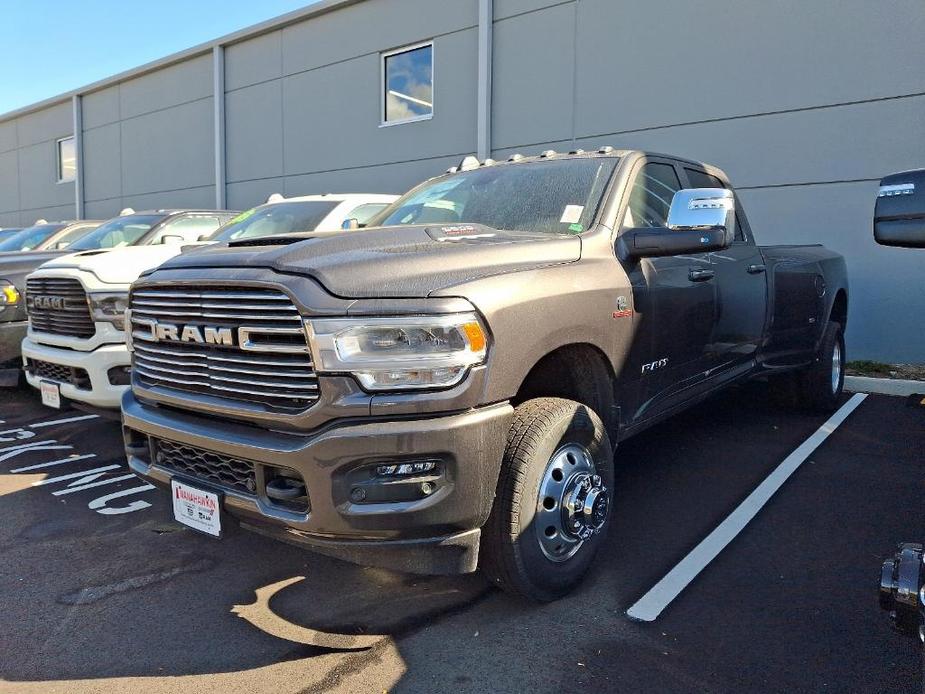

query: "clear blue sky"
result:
(0, 0), (317, 115)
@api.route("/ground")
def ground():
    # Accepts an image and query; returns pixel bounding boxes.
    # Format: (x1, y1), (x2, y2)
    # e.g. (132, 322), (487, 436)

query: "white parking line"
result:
(53, 473), (138, 496)
(32, 465), (121, 487)
(28, 414), (99, 429)
(626, 393), (868, 622)
(11, 453), (96, 473)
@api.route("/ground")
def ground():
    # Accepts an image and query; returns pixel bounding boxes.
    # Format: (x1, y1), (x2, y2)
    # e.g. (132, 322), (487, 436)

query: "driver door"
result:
(621, 159), (717, 422)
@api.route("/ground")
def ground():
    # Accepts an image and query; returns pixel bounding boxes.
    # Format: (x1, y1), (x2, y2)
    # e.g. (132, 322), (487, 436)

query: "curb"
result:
(844, 376), (924, 397)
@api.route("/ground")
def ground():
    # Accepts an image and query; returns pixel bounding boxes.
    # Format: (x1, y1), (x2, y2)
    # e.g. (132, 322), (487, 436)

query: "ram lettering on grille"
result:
(128, 286), (319, 410)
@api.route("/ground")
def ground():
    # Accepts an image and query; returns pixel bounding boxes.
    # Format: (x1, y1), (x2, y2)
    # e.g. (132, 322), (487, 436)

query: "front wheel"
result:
(480, 397), (614, 602)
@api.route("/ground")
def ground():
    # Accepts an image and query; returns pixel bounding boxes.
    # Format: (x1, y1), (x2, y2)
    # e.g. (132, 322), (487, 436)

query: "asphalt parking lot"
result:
(1, 382), (922, 693)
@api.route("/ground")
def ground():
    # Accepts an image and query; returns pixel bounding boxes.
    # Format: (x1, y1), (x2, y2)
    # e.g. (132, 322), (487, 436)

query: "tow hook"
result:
(266, 476), (307, 501)
(879, 542), (925, 640)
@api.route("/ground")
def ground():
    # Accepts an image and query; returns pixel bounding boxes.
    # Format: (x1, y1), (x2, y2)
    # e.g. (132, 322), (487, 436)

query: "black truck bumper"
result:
(122, 391), (513, 575)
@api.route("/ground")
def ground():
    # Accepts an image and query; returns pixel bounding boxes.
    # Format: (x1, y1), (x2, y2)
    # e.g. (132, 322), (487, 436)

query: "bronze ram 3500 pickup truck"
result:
(122, 149), (848, 601)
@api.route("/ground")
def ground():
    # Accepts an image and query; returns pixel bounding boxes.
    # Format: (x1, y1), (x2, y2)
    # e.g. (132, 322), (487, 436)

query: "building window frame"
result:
(56, 135), (76, 184)
(380, 40), (434, 128)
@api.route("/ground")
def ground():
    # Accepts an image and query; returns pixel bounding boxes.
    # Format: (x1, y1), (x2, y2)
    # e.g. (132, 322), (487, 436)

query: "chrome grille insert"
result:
(129, 285), (319, 410)
(25, 277), (94, 338)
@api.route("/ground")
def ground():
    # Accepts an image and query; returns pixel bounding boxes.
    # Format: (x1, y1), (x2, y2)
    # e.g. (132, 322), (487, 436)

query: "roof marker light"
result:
(598, 145), (614, 154)
(458, 156), (480, 171)
(119, 208), (135, 216)
(539, 150), (557, 158)
(507, 154), (524, 162)
(266, 193), (285, 203)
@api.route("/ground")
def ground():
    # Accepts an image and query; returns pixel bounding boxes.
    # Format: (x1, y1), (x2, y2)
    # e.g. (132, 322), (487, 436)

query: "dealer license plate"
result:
(40, 380), (61, 409)
(171, 479), (222, 537)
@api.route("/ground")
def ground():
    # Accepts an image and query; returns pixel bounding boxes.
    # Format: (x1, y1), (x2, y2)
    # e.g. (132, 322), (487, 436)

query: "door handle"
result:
(747, 264), (767, 274)
(688, 268), (715, 282)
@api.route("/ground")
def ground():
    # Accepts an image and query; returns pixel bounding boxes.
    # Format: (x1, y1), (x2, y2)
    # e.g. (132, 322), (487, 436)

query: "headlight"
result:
(0, 281), (20, 306)
(87, 292), (130, 330)
(307, 313), (488, 390)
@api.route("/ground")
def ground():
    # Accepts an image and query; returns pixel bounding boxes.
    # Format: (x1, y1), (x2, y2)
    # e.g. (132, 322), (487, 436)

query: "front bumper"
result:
(22, 337), (130, 408)
(122, 390), (513, 575)
(0, 320), (27, 365)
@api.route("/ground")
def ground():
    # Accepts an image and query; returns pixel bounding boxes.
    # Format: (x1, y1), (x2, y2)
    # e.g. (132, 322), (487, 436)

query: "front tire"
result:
(480, 397), (614, 602)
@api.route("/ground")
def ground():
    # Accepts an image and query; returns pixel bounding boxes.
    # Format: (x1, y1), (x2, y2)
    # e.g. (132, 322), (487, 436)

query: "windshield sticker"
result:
(229, 208), (257, 225)
(441, 225), (481, 235)
(568, 223), (584, 233)
(560, 205), (584, 224)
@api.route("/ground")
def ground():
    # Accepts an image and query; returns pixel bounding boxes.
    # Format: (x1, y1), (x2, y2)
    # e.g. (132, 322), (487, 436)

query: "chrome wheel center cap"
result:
(564, 474), (609, 541)
(535, 444), (610, 562)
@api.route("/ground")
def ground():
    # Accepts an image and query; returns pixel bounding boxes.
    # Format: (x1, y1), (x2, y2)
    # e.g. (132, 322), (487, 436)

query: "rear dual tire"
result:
(770, 320), (845, 413)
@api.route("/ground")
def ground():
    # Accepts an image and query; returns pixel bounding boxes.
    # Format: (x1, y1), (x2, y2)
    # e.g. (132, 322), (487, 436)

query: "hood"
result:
(0, 250), (68, 286)
(155, 224), (582, 298)
(41, 245), (185, 285)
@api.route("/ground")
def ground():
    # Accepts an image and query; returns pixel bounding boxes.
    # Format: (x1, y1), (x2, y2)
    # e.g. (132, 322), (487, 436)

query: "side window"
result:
(684, 168), (744, 242)
(347, 203), (390, 226)
(53, 224), (95, 249)
(152, 216), (222, 244)
(623, 162), (682, 229)
(684, 168), (724, 190)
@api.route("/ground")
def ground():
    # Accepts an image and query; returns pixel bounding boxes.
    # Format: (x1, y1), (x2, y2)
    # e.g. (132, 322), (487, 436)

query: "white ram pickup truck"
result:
(22, 194), (397, 409)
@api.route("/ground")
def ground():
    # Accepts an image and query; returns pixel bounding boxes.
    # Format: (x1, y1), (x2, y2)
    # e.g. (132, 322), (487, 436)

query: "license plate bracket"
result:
(171, 478), (223, 538)
(40, 380), (61, 409)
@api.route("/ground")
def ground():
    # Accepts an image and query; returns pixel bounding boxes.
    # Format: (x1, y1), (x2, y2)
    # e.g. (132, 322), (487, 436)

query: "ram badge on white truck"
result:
(22, 245), (197, 408)
(22, 194), (397, 409)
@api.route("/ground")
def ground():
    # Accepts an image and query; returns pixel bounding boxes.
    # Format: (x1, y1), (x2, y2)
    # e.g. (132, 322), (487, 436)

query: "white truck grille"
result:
(25, 277), (95, 338)
(129, 286), (320, 410)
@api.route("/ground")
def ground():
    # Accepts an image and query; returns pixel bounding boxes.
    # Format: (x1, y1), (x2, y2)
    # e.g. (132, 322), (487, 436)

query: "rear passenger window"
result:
(623, 162), (682, 228)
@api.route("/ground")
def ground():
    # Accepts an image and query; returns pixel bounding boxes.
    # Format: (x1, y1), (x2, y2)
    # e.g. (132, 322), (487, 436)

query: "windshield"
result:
(0, 224), (64, 252)
(69, 215), (165, 251)
(212, 201), (340, 241)
(372, 158), (618, 234)
(0, 229), (21, 243)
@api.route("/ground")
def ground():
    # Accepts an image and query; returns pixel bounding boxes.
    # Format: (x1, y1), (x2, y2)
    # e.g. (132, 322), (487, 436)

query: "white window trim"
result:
(380, 40), (434, 128)
(55, 135), (76, 184)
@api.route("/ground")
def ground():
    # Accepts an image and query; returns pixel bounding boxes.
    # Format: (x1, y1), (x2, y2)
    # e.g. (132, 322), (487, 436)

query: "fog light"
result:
(108, 365), (132, 386)
(376, 461), (438, 476)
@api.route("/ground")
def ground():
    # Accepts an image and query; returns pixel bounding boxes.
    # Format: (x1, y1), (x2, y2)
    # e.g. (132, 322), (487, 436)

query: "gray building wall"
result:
(0, 102), (76, 226)
(0, 0), (923, 361)
(81, 55), (216, 218)
(223, 0), (479, 209)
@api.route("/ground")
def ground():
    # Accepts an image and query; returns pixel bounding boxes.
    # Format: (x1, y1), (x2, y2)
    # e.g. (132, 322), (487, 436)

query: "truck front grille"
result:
(153, 438), (256, 495)
(26, 277), (95, 338)
(129, 285), (320, 411)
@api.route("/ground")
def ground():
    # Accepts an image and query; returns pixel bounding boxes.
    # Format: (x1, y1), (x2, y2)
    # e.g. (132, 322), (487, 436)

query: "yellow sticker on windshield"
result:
(229, 208), (257, 225)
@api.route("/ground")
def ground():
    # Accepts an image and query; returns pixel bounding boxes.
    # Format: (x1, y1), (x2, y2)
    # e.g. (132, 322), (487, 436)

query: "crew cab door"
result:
(620, 159), (716, 421)
(681, 168), (767, 377)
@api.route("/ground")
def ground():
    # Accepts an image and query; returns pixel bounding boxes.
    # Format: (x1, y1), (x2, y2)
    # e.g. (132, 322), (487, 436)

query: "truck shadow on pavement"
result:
(1, 382), (918, 692)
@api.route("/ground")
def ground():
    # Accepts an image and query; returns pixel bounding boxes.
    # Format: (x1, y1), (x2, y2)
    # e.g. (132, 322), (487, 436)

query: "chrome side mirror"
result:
(342, 218), (360, 230)
(667, 188), (735, 231)
(875, 170), (925, 248)
(159, 234), (185, 245)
